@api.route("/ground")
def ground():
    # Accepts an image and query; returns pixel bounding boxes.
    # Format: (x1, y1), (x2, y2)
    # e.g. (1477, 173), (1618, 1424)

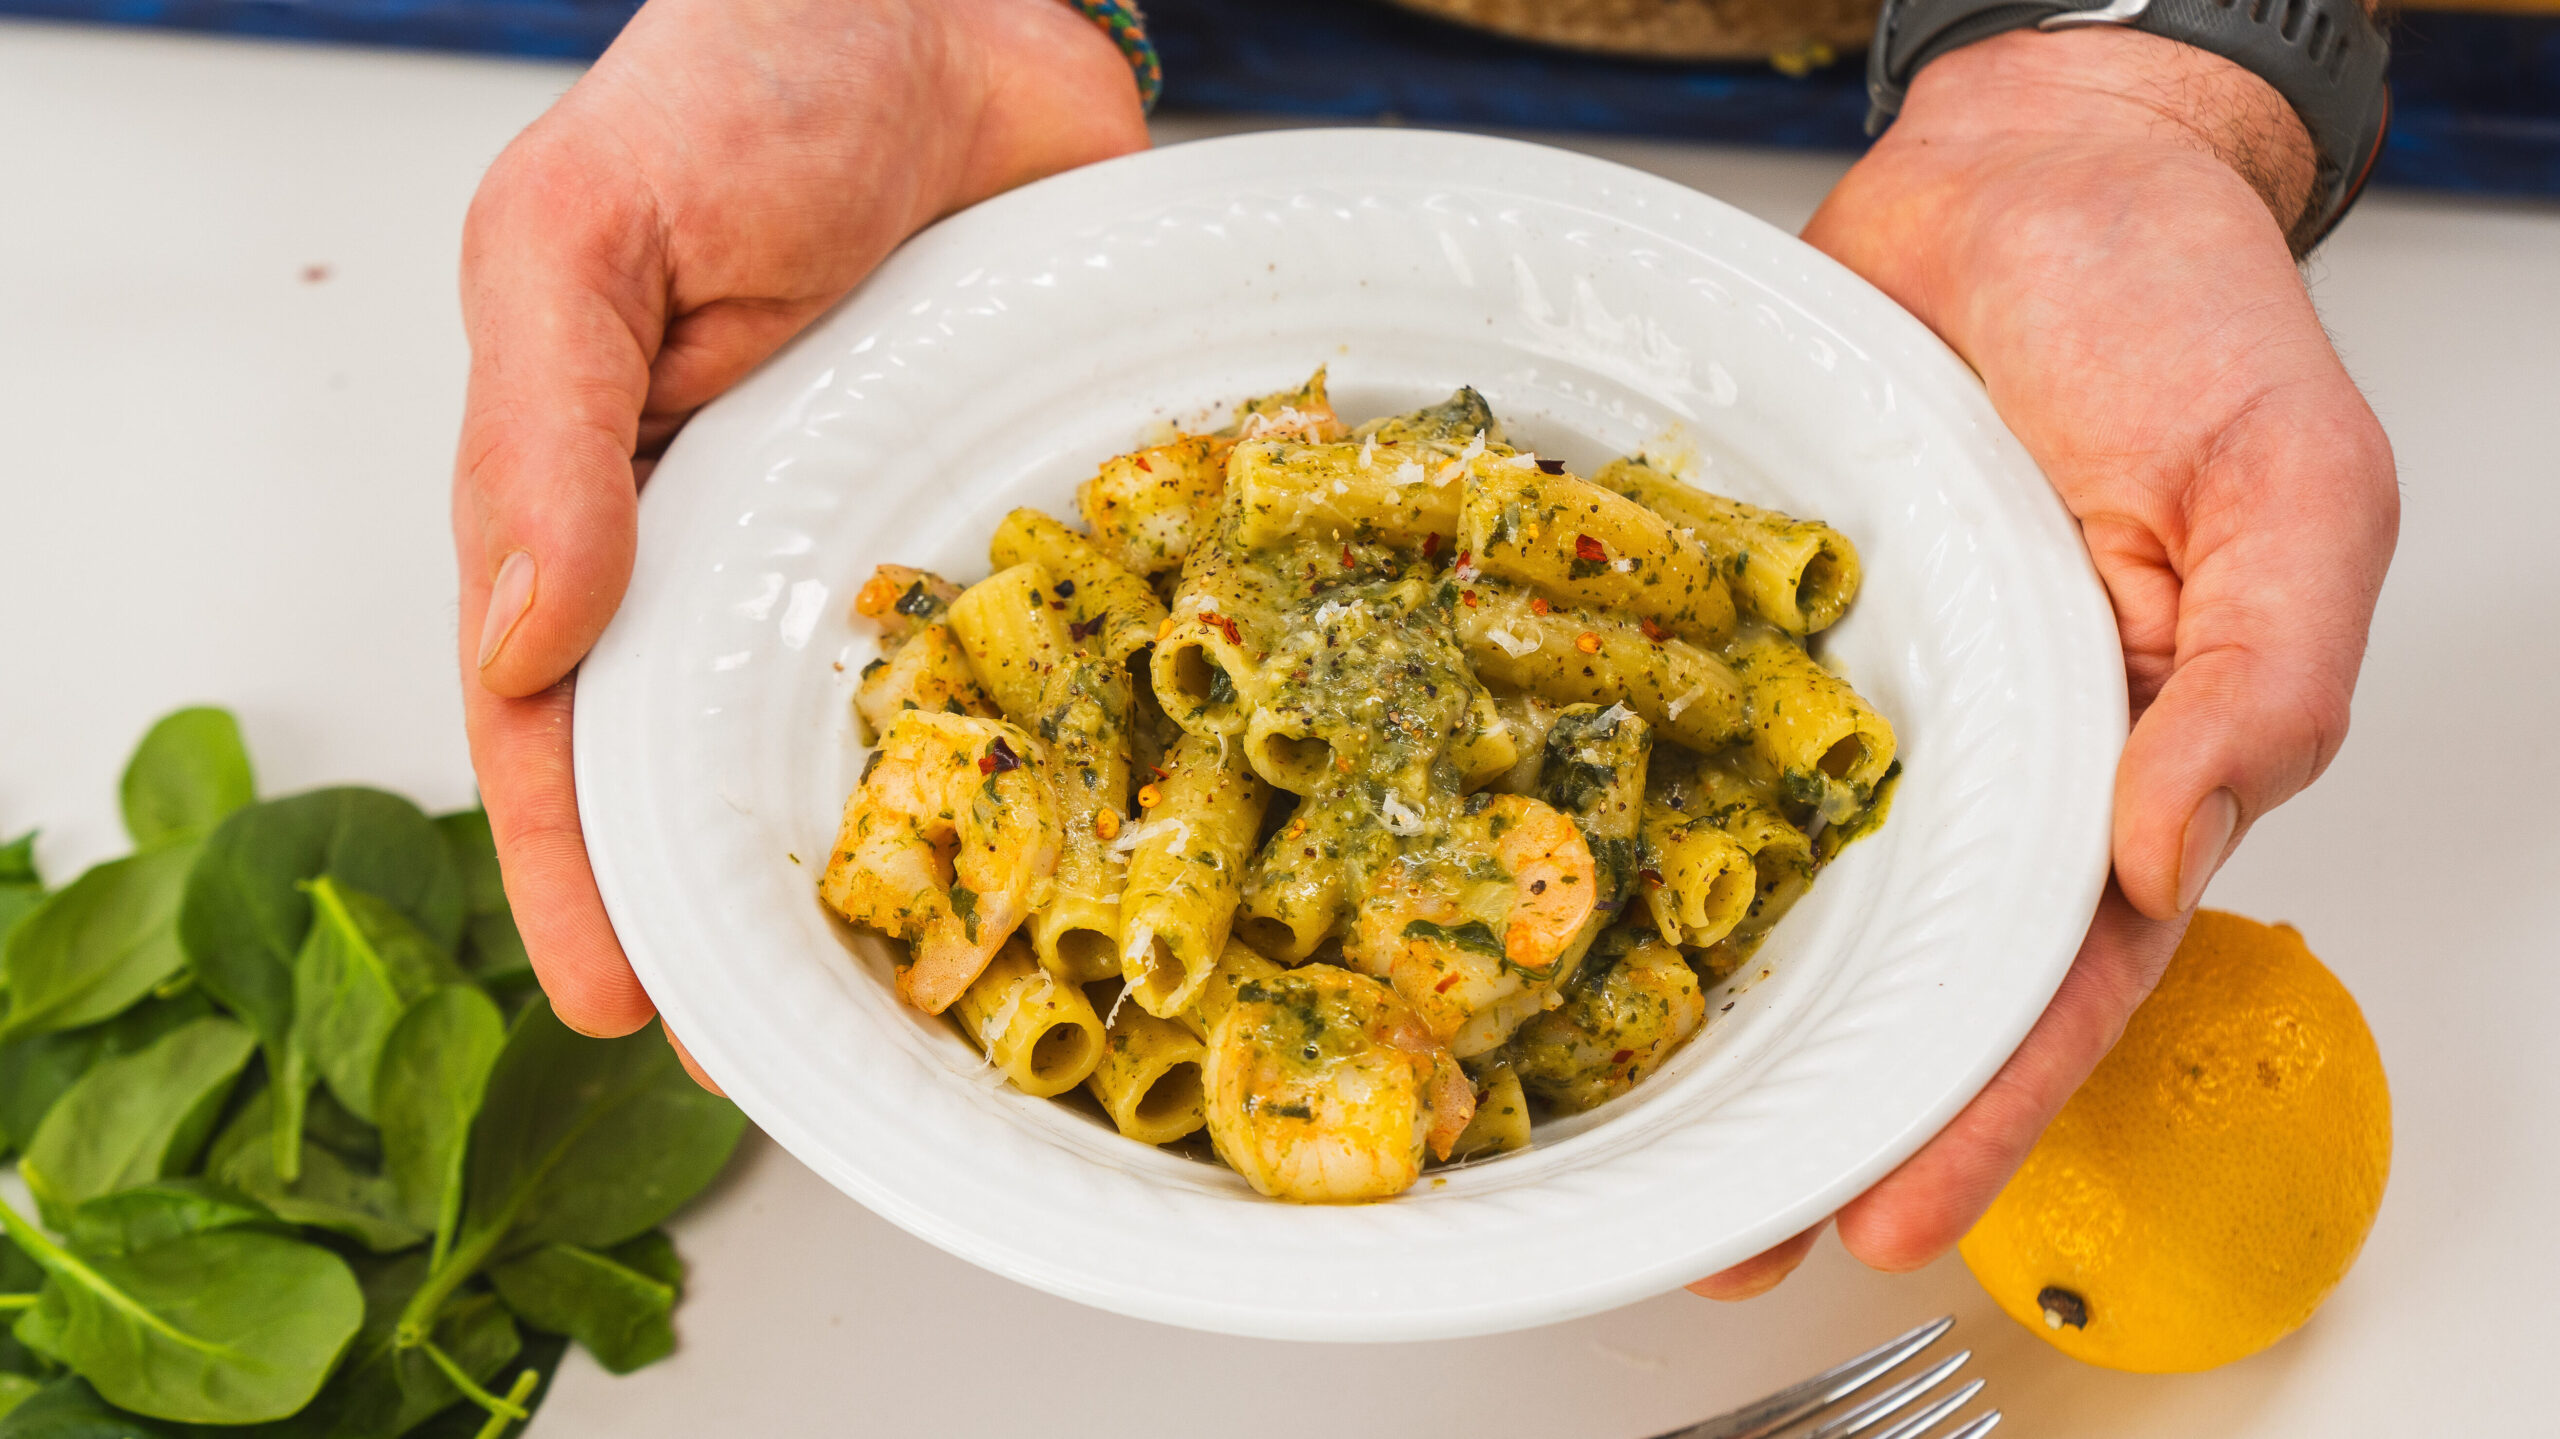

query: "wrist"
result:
(1892, 29), (2319, 246)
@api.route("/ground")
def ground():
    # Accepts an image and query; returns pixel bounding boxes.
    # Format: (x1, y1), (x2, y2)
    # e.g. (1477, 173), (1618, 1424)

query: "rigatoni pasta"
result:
(819, 370), (1896, 1199)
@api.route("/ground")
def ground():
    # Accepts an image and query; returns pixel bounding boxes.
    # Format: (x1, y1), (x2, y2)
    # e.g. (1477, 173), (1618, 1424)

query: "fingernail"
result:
(2177, 788), (2239, 912)
(477, 549), (536, 670)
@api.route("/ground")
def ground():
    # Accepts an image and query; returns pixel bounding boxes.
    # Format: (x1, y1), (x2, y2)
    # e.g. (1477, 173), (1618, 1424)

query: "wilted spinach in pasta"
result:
(823, 369), (1896, 1203)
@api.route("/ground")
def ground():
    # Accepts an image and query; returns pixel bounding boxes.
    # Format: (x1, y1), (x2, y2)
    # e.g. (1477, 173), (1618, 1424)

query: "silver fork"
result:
(1648, 1316), (2001, 1439)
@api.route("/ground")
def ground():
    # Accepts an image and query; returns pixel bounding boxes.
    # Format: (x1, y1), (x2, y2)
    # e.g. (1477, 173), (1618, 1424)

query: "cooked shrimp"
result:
(1349, 794), (1597, 1047)
(820, 710), (1061, 1014)
(851, 622), (998, 745)
(1507, 930), (1706, 1115)
(1077, 434), (1230, 577)
(1204, 966), (1474, 1203)
(852, 564), (963, 642)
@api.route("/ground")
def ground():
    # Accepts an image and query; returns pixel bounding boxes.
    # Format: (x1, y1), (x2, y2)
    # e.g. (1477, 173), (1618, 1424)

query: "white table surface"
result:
(3, 19), (2554, 1436)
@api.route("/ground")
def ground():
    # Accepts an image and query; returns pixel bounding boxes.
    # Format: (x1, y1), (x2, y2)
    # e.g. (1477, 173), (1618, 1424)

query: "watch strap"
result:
(1867, 0), (2390, 240)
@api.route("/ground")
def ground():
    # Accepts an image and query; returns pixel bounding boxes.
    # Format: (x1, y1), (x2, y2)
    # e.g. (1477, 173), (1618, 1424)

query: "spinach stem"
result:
(152, 970), (197, 1002)
(469, 1368), (543, 1439)
(0, 1194), (226, 1356)
(419, 1337), (528, 1421)
(0, 1294), (36, 1311)
(393, 1059), (669, 1346)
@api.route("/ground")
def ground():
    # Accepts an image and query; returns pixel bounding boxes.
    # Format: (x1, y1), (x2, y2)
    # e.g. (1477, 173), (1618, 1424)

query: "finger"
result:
(1688, 1221), (1828, 1301)
(1834, 888), (2182, 1272)
(460, 669), (658, 1038)
(455, 124), (666, 698)
(2112, 387), (2397, 918)
(665, 1025), (727, 1097)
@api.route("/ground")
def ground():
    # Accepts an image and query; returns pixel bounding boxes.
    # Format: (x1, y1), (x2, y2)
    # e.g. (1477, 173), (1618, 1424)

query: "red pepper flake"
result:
(1069, 615), (1104, 642)
(1536, 457), (1566, 475)
(1639, 868), (1665, 889)
(1461, 590), (1479, 608)
(1454, 549), (1472, 571)
(1574, 534), (1608, 562)
(1436, 974), (1461, 993)
(1339, 544), (1356, 569)
(1422, 532), (1442, 561)
(1135, 456), (1153, 472)
(1528, 596), (1550, 616)
(1202, 611), (1242, 645)
(1610, 1048), (1635, 1066)
(1639, 618), (1671, 642)
(1574, 631), (1602, 655)
(978, 736), (1022, 775)
(1149, 764), (1172, 781)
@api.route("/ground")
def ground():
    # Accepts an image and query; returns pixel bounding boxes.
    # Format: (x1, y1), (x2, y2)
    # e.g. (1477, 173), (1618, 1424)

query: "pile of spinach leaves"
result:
(0, 709), (746, 1437)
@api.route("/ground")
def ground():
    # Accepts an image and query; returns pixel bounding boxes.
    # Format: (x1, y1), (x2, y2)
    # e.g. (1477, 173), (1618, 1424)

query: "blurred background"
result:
(0, 0), (2550, 196)
(1, 2), (2552, 1436)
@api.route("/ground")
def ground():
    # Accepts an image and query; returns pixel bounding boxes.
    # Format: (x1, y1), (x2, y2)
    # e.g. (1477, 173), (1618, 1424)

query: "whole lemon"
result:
(1960, 910), (2391, 1372)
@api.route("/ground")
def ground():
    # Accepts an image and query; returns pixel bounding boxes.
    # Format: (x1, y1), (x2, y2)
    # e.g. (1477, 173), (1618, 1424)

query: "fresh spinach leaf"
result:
(179, 788), (464, 1177)
(0, 1375), (38, 1424)
(119, 710), (255, 850)
(0, 1378), (201, 1439)
(0, 1238), (43, 1381)
(0, 843), (199, 1044)
(205, 1091), (424, 1255)
(0, 993), (214, 1159)
(396, 1002), (743, 1344)
(0, 1200), (363, 1427)
(19, 1018), (254, 1225)
(434, 813), (529, 994)
(290, 878), (466, 1124)
(62, 1183), (273, 1258)
(375, 987), (505, 1248)
(0, 833), (41, 952)
(275, 1256), (521, 1439)
(488, 1236), (680, 1375)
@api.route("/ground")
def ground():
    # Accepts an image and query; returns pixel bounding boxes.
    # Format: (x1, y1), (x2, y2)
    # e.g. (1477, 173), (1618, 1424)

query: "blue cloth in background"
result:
(1, 0), (2551, 197)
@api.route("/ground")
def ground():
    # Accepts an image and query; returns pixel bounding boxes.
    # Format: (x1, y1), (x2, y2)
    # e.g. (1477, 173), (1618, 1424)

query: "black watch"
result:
(1866, 0), (2392, 243)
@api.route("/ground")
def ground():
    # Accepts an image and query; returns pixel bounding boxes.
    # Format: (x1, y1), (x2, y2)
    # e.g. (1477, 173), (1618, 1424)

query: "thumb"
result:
(2113, 392), (2396, 919)
(456, 132), (664, 698)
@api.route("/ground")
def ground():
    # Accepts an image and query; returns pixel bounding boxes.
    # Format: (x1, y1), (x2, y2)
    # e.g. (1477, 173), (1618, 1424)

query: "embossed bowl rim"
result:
(576, 128), (2124, 1340)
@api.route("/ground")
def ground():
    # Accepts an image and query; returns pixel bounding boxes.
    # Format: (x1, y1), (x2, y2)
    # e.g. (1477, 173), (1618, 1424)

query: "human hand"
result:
(1694, 28), (2398, 1297)
(453, 0), (1149, 1059)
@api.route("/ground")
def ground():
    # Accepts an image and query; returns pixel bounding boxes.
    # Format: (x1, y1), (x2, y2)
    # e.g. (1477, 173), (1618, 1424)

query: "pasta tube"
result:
(1227, 439), (1467, 551)
(1636, 801), (1755, 950)
(1235, 797), (1356, 962)
(949, 563), (1135, 982)
(1480, 690), (1560, 796)
(1459, 464), (1737, 644)
(1150, 531), (1291, 738)
(952, 940), (1106, 1098)
(1447, 1060), (1531, 1161)
(1728, 627), (1898, 824)
(1655, 757), (1817, 973)
(988, 507), (1166, 665)
(1593, 457), (1862, 635)
(1452, 579), (1747, 752)
(1078, 434), (1228, 577)
(1175, 937), (1286, 1042)
(1118, 731), (1271, 1017)
(1087, 1003), (1209, 1144)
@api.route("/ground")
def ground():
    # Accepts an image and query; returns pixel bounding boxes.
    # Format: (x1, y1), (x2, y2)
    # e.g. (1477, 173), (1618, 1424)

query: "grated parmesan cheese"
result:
(1381, 793), (1428, 836)
(1666, 683), (1708, 721)
(1485, 626), (1539, 659)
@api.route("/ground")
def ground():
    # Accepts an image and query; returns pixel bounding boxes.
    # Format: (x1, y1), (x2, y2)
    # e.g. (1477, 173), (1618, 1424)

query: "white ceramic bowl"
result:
(576, 129), (2124, 1341)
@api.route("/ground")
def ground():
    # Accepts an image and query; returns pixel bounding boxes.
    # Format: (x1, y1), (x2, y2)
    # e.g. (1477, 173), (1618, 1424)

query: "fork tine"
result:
(1649, 1316), (1957, 1439)
(1939, 1413), (2002, 1439)
(1864, 1378), (1987, 1439)
(1808, 1350), (1971, 1438)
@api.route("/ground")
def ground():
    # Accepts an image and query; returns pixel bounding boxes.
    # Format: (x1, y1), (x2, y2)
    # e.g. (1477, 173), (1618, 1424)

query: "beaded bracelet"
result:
(1065, 0), (1162, 113)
